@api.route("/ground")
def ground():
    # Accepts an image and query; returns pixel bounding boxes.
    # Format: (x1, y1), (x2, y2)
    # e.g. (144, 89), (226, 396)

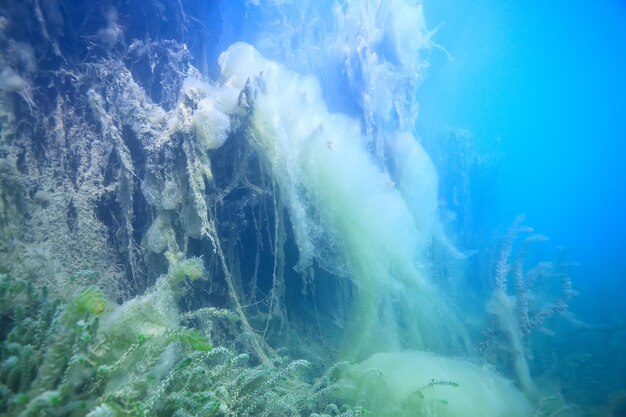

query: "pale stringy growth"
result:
(331, 0), (435, 159)
(0, 46), (130, 299)
(220, 42), (473, 362)
(88, 60), (273, 361)
(0, 0), (282, 364)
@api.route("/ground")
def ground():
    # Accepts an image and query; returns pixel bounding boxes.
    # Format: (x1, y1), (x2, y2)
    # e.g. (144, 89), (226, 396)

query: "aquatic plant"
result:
(482, 215), (578, 398)
(0, 262), (357, 417)
(0, 274), (103, 416)
(0, 0), (610, 415)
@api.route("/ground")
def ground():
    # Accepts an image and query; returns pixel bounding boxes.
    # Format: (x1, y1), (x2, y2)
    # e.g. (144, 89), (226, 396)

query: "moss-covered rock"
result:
(344, 351), (532, 417)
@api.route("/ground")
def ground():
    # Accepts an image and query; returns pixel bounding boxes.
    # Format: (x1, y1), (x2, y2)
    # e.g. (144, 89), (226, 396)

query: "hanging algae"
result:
(215, 42), (532, 416)
(0, 0), (570, 414)
(218, 42), (471, 359)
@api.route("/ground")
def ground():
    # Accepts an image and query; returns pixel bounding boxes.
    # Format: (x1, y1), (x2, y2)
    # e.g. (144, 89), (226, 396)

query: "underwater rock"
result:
(345, 350), (532, 417)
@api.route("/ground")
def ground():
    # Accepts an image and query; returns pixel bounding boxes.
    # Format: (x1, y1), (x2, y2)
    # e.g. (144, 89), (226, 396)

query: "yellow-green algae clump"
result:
(344, 351), (532, 417)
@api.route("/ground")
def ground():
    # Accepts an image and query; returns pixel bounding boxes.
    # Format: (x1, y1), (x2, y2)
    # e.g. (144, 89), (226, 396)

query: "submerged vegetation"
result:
(0, 0), (623, 416)
(0, 263), (358, 417)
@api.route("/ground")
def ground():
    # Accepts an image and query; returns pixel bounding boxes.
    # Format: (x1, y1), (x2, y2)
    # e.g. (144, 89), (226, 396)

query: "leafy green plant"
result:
(0, 274), (103, 416)
(0, 260), (357, 417)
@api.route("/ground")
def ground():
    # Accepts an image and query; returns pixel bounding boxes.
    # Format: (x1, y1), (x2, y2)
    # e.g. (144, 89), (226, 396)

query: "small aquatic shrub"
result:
(0, 264), (357, 417)
(0, 274), (102, 416)
(482, 215), (577, 399)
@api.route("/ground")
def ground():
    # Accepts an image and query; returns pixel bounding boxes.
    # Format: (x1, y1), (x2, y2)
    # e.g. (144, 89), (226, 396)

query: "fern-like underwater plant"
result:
(0, 261), (358, 417)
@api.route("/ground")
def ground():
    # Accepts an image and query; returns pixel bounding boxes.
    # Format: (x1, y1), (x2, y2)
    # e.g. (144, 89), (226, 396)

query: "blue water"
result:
(417, 0), (626, 321)
(211, 0), (626, 317)
(2, 0), (625, 414)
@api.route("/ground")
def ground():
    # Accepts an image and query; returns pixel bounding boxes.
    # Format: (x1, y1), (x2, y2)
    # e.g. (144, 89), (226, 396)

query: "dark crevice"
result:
(66, 200), (78, 232)
(103, 150), (120, 187)
(94, 192), (119, 251)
